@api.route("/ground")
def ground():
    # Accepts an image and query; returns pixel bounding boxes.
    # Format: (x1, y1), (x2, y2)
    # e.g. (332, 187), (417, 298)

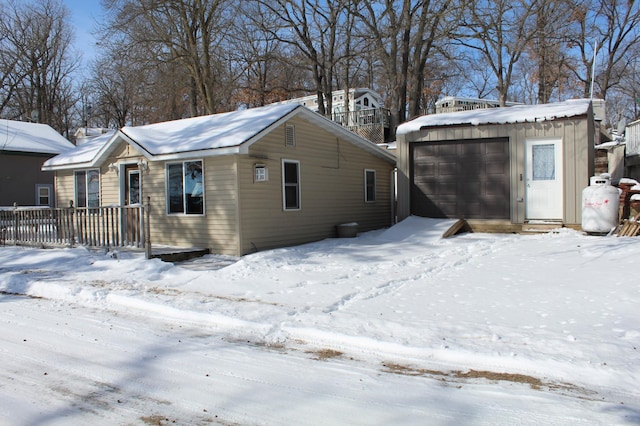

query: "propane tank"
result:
(582, 174), (620, 234)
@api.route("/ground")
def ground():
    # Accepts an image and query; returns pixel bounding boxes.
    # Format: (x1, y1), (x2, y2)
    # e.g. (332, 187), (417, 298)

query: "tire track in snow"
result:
(322, 236), (507, 314)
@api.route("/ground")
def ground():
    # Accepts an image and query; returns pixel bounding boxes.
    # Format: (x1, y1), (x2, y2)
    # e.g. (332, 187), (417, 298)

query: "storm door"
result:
(123, 164), (142, 244)
(525, 139), (563, 220)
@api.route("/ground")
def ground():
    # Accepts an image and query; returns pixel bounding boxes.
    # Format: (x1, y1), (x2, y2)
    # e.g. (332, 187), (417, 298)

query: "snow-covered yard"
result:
(0, 217), (639, 425)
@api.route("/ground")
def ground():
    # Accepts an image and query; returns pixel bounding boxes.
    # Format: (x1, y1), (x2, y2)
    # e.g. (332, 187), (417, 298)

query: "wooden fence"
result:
(0, 200), (151, 258)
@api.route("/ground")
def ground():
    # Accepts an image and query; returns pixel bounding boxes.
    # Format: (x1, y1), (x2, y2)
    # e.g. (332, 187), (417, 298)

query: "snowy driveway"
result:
(1, 217), (639, 424)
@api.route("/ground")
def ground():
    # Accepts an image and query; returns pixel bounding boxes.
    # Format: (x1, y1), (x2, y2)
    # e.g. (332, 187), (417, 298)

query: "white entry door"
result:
(525, 139), (563, 220)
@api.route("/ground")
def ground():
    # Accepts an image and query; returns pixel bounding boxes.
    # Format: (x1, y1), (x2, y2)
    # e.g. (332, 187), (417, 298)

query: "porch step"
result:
(521, 222), (564, 234)
(150, 247), (210, 262)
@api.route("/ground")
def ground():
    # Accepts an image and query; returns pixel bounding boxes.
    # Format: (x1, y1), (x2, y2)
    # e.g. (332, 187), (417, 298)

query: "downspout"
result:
(391, 168), (397, 225)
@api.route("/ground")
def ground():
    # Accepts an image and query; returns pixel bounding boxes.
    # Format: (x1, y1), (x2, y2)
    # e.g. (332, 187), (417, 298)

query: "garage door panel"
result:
(439, 182), (457, 195)
(414, 162), (436, 176)
(438, 162), (458, 175)
(485, 142), (507, 154)
(486, 179), (508, 196)
(438, 144), (458, 155)
(462, 143), (482, 155)
(460, 181), (481, 197)
(410, 138), (510, 219)
(414, 179), (437, 195)
(486, 160), (506, 174)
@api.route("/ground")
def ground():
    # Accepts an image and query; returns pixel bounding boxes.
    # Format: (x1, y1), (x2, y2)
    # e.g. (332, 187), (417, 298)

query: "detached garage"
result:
(396, 99), (597, 231)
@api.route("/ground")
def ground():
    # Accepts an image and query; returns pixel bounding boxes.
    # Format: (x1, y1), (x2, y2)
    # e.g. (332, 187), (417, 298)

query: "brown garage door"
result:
(410, 138), (510, 219)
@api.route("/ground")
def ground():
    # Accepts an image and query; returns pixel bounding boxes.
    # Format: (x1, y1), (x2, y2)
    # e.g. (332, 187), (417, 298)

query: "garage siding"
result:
(410, 138), (509, 219)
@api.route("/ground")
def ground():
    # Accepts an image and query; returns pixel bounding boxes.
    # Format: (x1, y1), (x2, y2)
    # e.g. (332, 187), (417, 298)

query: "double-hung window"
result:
(282, 160), (300, 210)
(364, 169), (376, 202)
(36, 184), (52, 207)
(166, 160), (204, 215)
(75, 169), (100, 208)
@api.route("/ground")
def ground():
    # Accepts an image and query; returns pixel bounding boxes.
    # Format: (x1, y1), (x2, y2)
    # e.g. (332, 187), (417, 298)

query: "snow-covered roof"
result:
(0, 119), (75, 154)
(43, 104), (395, 170)
(398, 99), (593, 135)
(120, 103), (300, 156)
(43, 131), (117, 169)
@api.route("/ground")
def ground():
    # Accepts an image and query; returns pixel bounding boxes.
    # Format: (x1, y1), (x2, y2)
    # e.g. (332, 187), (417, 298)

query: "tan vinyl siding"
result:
(53, 141), (240, 255)
(144, 156), (239, 255)
(238, 116), (394, 255)
(100, 142), (141, 205)
(54, 170), (75, 208)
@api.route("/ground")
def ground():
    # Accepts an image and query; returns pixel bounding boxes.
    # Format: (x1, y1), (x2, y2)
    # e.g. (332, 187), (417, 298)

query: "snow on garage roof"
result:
(0, 119), (75, 154)
(397, 99), (592, 135)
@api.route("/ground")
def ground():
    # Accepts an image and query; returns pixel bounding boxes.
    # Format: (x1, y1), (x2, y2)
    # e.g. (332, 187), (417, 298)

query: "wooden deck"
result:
(442, 219), (580, 238)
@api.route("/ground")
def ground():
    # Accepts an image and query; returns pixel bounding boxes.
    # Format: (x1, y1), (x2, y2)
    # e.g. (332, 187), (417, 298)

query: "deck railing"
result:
(331, 107), (390, 128)
(0, 200), (151, 257)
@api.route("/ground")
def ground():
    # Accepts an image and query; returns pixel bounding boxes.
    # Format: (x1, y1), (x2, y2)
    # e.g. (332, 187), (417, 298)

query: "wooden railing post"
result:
(68, 200), (75, 247)
(13, 202), (18, 245)
(144, 197), (152, 259)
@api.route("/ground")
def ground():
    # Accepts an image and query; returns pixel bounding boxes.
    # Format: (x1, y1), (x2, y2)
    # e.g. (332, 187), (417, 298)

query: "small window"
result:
(282, 160), (300, 210)
(285, 124), (295, 147)
(74, 169), (100, 208)
(255, 164), (268, 182)
(365, 169), (376, 202)
(166, 160), (204, 215)
(36, 184), (52, 206)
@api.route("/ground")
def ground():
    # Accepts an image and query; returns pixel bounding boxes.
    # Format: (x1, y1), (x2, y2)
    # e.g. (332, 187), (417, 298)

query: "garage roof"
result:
(397, 99), (592, 135)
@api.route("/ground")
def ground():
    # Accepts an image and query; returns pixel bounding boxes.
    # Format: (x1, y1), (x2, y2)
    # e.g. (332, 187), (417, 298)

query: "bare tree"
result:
(249, 0), (357, 116)
(232, 4), (309, 108)
(352, 0), (459, 138)
(456, 0), (538, 106)
(102, 0), (236, 116)
(0, 0), (78, 133)
(529, 0), (577, 103)
(566, 0), (640, 101)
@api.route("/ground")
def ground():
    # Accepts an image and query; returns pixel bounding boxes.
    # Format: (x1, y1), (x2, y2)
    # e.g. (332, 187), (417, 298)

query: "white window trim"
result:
(282, 159), (301, 211)
(165, 159), (205, 216)
(35, 184), (52, 207)
(254, 164), (268, 182)
(364, 169), (376, 203)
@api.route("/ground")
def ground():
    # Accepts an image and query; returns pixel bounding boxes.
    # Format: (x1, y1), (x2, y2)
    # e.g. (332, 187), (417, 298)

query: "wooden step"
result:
(521, 222), (564, 233)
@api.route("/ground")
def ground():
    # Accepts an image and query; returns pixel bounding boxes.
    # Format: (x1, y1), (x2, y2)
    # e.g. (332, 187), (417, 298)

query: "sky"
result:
(1, 216), (639, 424)
(63, 0), (104, 74)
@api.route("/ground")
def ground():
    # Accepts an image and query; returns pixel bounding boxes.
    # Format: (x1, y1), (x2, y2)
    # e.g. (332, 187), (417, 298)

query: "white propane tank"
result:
(582, 174), (620, 234)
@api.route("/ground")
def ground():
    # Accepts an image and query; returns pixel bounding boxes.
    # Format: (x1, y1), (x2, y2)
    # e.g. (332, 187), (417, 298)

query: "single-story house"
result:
(43, 104), (396, 256)
(395, 99), (596, 231)
(0, 119), (76, 207)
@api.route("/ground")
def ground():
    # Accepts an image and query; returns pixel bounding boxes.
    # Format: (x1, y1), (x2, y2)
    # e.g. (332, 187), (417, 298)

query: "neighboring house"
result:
(74, 127), (113, 146)
(43, 104), (396, 256)
(434, 96), (522, 114)
(395, 99), (596, 230)
(624, 119), (640, 181)
(273, 88), (390, 144)
(0, 119), (75, 207)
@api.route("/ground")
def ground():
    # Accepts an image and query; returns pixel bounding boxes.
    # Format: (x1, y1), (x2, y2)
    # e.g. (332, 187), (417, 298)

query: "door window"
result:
(532, 144), (555, 180)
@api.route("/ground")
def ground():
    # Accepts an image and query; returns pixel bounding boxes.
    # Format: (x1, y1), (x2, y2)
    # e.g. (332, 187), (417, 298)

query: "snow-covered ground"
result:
(1, 217), (639, 425)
